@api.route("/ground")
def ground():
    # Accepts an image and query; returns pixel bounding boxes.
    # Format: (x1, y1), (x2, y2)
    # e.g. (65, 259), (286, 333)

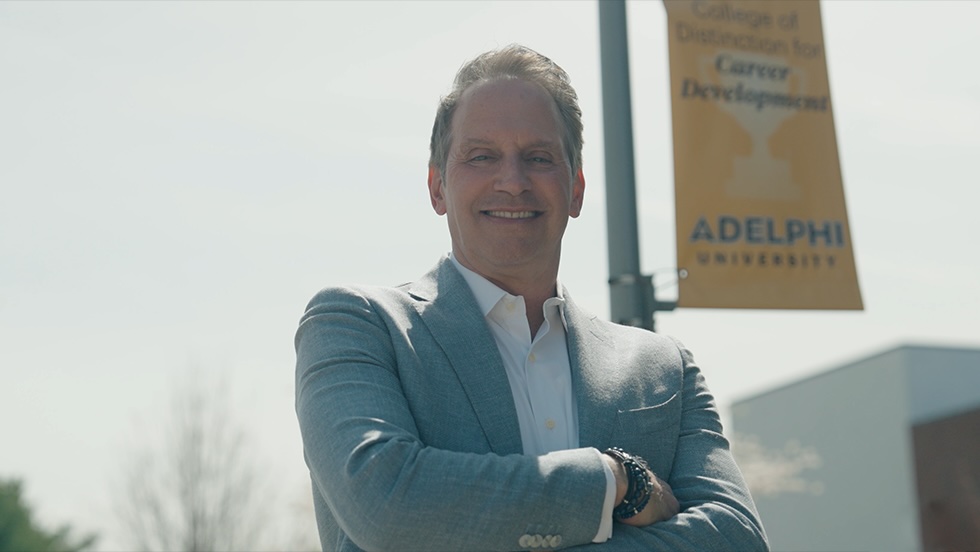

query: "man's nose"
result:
(493, 156), (532, 195)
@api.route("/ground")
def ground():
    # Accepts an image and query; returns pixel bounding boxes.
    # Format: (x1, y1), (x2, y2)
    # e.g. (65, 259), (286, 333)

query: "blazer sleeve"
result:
(295, 287), (610, 551)
(565, 337), (769, 551)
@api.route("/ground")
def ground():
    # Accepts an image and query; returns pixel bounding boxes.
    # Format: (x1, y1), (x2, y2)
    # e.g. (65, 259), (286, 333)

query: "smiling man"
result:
(295, 45), (768, 552)
(428, 76), (584, 334)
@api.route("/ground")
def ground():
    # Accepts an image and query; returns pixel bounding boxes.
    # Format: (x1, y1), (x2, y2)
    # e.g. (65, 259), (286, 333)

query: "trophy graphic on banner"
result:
(702, 51), (804, 201)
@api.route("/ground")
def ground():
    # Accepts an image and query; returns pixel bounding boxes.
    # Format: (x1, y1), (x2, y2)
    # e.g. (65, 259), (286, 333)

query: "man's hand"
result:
(603, 453), (680, 527)
(623, 471), (679, 526)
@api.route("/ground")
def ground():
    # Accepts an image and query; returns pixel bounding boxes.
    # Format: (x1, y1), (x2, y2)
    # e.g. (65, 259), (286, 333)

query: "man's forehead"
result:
(454, 78), (558, 117)
(450, 79), (564, 149)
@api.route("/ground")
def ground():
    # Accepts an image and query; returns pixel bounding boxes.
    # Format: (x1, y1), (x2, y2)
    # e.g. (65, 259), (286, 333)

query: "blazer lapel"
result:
(407, 258), (524, 456)
(564, 291), (619, 451)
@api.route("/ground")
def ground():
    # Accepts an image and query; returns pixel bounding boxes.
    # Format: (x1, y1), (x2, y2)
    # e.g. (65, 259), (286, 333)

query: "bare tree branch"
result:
(114, 374), (271, 552)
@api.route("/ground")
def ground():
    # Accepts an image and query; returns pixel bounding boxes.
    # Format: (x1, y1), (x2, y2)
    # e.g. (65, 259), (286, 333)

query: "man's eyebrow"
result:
(456, 138), (562, 149)
(523, 140), (562, 150)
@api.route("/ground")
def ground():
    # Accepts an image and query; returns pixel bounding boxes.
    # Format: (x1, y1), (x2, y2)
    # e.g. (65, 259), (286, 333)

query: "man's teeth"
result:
(485, 211), (537, 219)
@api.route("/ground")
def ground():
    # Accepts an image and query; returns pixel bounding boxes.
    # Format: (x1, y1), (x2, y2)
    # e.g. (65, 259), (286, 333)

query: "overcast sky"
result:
(2, 1), (978, 549)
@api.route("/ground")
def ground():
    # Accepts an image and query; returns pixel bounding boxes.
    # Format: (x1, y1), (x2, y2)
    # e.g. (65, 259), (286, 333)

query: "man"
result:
(295, 44), (768, 551)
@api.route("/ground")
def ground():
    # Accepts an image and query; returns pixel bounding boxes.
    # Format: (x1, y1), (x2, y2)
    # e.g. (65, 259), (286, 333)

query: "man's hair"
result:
(428, 44), (584, 176)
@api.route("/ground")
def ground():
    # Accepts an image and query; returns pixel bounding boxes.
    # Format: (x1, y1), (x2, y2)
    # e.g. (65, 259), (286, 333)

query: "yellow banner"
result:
(665, 0), (862, 309)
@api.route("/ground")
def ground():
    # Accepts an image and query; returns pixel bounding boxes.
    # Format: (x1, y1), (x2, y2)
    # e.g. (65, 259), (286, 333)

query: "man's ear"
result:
(569, 168), (585, 218)
(427, 164), (447, 215)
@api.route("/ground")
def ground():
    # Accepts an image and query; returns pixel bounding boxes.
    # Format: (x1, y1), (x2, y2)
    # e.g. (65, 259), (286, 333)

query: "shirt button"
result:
(545, 419), (556, 430)
(506, 300), (516, 312)
(528, 353), (536, 362)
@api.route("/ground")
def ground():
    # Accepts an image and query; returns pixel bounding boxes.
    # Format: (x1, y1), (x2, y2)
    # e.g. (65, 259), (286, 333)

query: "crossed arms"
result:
(295, 286), (768, 551)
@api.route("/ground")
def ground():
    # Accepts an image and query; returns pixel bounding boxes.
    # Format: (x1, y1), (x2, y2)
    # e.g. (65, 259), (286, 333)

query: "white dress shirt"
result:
(450, 255), (616, 542)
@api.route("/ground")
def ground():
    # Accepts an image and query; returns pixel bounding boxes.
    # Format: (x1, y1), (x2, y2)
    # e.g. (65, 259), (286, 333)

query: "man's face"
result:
(427, 78), (585, 283)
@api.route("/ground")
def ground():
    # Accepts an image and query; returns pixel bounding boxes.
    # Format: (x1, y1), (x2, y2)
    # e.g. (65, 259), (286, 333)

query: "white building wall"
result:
(731, 347), (924, 551)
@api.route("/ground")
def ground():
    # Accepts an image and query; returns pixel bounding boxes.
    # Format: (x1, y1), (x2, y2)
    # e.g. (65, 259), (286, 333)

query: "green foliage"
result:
(0, 479), (96, 552)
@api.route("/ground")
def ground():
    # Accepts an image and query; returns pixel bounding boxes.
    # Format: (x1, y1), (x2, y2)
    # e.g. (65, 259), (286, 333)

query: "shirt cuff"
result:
(592, 448), (616, 543)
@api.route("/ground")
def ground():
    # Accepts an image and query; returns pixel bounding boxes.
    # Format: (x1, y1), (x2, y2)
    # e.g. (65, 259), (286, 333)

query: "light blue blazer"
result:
(295, 257), (767, 551)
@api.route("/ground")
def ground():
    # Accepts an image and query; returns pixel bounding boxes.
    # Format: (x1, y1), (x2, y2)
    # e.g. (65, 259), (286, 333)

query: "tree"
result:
(0, 478), (96, 552)
(113, 376), (272, 552)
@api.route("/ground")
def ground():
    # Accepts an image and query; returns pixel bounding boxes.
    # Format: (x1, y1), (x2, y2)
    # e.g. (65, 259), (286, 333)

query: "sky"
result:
(2, 1), (978, 549)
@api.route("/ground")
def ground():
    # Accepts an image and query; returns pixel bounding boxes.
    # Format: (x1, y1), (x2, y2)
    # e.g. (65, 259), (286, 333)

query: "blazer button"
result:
(547, 534), (562, 547)
(518, 534), (532, 548)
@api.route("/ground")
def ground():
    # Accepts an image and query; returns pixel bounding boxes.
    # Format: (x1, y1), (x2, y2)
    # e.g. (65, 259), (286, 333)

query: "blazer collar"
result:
(562, 291), (619, 451)
(407, 257), (524, 455)
(406, 257), (618, 454)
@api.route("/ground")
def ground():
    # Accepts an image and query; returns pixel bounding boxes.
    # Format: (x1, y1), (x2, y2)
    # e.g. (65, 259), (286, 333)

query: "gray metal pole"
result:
(598, 0), (652, 330)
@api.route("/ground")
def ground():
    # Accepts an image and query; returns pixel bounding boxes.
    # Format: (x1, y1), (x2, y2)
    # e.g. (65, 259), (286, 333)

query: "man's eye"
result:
(469, 155), (491, 162)
(529, 156), (553, 164)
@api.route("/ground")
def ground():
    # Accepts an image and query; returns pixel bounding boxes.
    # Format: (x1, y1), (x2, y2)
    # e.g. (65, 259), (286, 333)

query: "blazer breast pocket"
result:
(612, 392), (680, 478)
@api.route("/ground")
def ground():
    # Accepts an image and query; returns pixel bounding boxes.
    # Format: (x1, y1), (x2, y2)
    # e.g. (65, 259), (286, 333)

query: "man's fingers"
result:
(654, 475), (680, 518)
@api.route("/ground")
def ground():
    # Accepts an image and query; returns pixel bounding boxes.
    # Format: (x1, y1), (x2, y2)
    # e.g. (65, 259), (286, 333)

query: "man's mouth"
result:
(483, 210), (540, 219)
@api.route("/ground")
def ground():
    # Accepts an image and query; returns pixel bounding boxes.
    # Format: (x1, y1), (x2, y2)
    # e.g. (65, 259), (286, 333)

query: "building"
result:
(731, 344), (980, 552)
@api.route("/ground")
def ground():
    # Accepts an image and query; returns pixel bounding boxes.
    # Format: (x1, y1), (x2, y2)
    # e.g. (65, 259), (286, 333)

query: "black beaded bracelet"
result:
(604, 447), (655, 520)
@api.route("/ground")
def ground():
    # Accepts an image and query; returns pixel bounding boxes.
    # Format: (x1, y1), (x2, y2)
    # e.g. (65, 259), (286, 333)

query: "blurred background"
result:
(2, 1), (978, 550)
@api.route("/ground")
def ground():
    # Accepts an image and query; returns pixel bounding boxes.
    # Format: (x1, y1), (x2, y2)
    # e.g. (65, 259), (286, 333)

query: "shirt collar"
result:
(449, 254), (507, 317)
(448, 253), (567, 327)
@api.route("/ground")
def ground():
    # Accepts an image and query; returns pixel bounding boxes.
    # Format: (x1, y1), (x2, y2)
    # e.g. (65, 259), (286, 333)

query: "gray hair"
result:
(428, 44), (584, 176)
